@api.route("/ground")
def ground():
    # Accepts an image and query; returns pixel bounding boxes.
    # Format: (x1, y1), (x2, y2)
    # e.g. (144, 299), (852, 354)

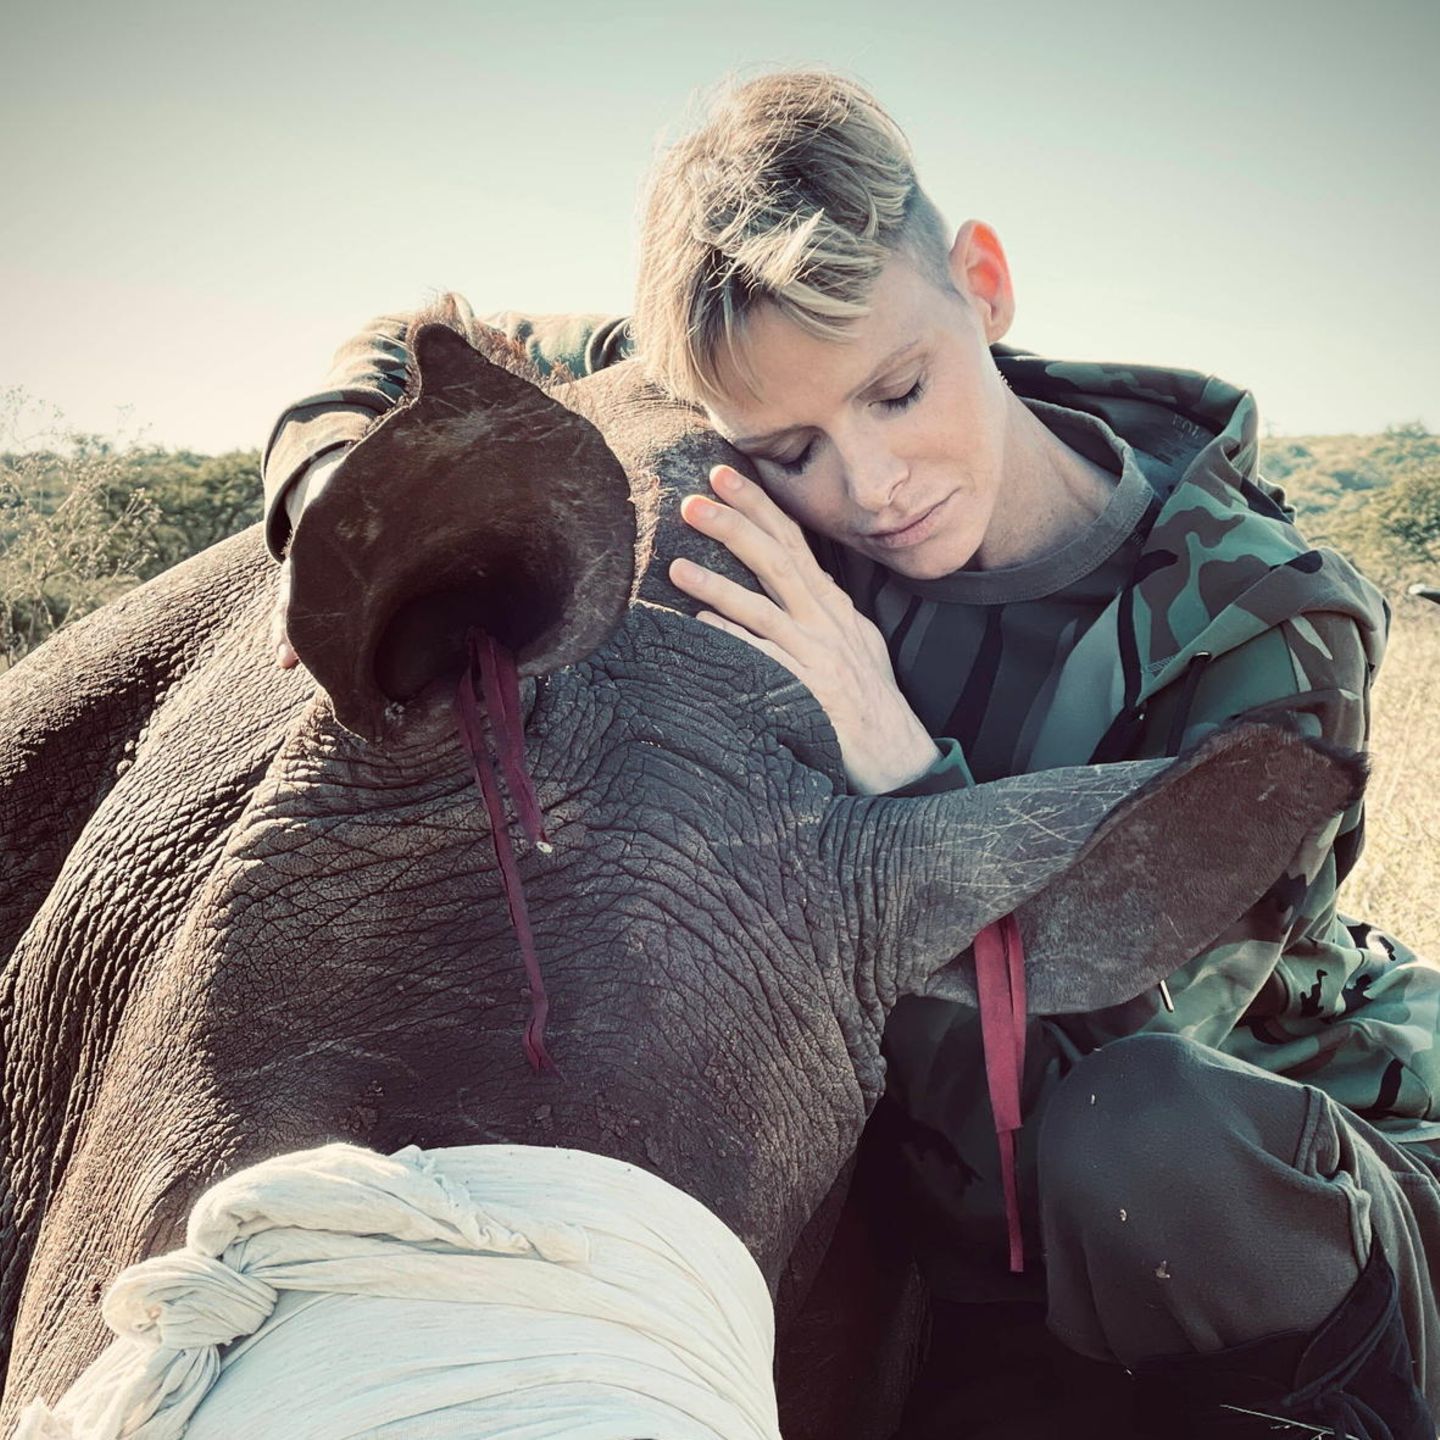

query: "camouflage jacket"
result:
(974, 350), (1438, 1147)
(261, 304), (1440, 1151)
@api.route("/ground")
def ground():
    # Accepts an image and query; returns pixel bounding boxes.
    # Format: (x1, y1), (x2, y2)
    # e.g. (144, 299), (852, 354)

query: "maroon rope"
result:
(475, 633), (551, 852)
(452, 628), (556, 1073)
(975, 913), (1028, 1272)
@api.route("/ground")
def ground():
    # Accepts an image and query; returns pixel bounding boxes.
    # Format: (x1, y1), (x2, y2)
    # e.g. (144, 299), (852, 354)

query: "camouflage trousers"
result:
(1042, 1033), (1440, 1412)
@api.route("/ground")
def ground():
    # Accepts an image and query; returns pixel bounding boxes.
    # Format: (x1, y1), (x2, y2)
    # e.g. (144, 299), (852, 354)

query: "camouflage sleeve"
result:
(1073, 611), (1440, 1129)
(881, 736), (976, 796)
(259, 302), (632, 561)
(481, 310), (633, 386)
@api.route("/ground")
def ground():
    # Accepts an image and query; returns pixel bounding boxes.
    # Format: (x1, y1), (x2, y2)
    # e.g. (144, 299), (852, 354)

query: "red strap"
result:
(453, 630), (557, 1074)
(974, 913), (1028, 1273)
(477, 636), (551, 852)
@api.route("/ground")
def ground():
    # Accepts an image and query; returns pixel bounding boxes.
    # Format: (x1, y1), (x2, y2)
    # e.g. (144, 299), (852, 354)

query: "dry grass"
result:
(1342, 597), (1440, 957)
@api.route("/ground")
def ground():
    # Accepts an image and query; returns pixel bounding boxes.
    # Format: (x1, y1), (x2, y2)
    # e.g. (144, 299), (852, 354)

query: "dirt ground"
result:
(1344, 597), (1440, 958)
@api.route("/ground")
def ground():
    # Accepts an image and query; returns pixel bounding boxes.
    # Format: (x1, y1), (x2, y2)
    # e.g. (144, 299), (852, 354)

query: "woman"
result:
(262, 69), (1439, 1437)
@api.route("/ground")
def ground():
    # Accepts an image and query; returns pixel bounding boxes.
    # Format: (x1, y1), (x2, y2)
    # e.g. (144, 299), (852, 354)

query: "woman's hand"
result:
(669, 464), (941, 795)
(271, 556), (298, 668)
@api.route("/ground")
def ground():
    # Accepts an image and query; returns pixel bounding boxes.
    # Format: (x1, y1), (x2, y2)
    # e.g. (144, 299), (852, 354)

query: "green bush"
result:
(1261, 423), (1438, 598)
(0, 390), (259, 667)
(1369, 465), (1440, 564)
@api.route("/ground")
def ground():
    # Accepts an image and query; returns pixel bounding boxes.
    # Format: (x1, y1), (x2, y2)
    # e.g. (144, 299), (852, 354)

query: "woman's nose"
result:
(842, 432), (909, 513)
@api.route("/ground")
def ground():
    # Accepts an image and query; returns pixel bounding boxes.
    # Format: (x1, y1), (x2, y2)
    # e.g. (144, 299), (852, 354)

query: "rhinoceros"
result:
(0, 315), (1362, 1436)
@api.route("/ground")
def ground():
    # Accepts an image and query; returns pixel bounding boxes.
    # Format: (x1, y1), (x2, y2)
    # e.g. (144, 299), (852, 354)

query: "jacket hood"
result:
(990, 345), (1391, 769)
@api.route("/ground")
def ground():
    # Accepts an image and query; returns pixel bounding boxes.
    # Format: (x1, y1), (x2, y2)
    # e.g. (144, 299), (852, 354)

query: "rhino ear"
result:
(871, 722), (1365, 1014)
(286, 325), (637, 743)
(924, 722), (1366, 1012)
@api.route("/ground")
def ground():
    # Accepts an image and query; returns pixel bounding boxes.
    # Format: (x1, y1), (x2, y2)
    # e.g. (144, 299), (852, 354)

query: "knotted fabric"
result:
(15, 1142), (780, 1440)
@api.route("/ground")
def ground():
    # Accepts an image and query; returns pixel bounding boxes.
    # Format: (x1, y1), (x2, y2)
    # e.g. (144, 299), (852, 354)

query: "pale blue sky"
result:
(2, 0), (1436, 453)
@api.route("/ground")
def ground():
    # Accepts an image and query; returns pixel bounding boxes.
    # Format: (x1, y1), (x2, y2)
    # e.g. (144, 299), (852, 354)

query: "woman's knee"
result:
(1037, 1032), (1311, 1222)
(1036, 1035), (1382, 1365)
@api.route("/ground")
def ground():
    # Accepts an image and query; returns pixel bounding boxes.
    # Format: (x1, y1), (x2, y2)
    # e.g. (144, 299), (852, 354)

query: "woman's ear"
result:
(948, 219), (1015, 343)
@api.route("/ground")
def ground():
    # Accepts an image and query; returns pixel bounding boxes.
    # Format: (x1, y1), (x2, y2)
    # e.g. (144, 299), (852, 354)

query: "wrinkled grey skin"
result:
(0, 324), (1362, 1433)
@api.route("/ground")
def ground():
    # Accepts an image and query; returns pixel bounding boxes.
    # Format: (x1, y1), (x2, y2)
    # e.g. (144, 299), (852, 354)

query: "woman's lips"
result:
(866, 494), (950, 550)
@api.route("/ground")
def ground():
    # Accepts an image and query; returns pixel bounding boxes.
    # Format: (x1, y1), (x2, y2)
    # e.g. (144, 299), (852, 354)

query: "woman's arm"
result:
(1072, 608), (1439, 1128)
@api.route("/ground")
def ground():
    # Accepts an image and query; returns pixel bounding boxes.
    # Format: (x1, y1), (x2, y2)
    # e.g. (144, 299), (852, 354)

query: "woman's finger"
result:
(679, 487), (826, 621)
(708, 465), (851, 609)
(272, 559), (299, 669)
(669, 556), (814, 656)
(694, 609), (800, 678)
(708, 465), (809, 548)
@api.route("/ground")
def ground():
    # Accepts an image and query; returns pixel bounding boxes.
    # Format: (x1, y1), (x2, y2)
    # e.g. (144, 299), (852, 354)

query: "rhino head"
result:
(0, 314), (1361, 1427)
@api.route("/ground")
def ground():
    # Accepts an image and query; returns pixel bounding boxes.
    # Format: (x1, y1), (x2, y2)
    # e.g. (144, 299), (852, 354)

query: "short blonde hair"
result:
(632, 69), (954, 407)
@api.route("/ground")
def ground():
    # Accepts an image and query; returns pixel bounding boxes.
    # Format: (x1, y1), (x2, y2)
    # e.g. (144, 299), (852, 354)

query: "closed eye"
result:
(765, 375), (927, 478)
(774, 440), (816, 477)
(882, 377), (926, 412)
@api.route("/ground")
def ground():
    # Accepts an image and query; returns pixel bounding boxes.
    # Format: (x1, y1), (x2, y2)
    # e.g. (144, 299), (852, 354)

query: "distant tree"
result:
(0, 390), (267, 667)
(1259, 425), (1438, 596)
(1260, 441), (1313, 482)
(1375, 420), (1440, 471)
(1369, 464), (1440, 566)
(114, 446), (261, 577)
(0, 395), (163, 667)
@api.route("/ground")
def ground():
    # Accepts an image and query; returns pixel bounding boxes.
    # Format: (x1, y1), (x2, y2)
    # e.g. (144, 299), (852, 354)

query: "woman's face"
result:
(703, 243), (1015, 582)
